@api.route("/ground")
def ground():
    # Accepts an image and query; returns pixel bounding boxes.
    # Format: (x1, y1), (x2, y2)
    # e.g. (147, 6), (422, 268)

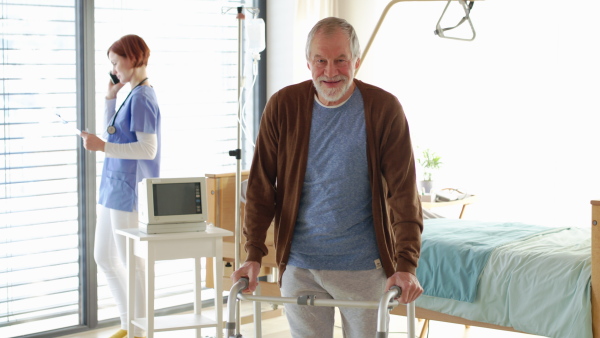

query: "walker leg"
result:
(408, 302), (416, 338)
(253, 283), (262, 338)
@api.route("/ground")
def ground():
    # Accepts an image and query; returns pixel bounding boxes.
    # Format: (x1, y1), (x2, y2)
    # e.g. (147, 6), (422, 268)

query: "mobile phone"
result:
(109, 72), (120, 84)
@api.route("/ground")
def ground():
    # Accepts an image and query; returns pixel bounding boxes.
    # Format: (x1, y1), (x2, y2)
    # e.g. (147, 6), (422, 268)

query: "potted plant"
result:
(417, 148), (442, 194)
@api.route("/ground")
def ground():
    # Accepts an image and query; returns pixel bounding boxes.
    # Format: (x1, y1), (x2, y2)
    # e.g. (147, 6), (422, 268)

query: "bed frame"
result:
(388, 200), (600, 338)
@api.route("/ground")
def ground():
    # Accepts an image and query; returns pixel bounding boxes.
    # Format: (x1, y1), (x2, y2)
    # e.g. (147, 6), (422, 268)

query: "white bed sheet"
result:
(415, 227), (592, 338)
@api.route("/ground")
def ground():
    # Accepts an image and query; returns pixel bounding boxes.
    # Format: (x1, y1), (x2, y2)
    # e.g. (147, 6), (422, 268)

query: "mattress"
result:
(415, 222), (592, 338)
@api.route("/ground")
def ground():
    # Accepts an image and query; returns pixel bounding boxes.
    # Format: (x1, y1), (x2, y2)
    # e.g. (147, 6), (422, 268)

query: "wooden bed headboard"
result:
(591, 200), (600, 337)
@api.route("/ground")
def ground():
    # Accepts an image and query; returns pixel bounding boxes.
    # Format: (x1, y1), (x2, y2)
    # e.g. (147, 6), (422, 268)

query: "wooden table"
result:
(421, 194), (477, 219)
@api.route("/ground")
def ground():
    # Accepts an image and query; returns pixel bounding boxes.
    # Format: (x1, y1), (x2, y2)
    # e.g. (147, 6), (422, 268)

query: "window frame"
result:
(76, 0), (98, 332)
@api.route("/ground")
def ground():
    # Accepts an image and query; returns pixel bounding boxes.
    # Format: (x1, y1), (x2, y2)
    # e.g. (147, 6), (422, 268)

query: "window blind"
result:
(0, 0), (82, 336)
(94, 0), (255, 178)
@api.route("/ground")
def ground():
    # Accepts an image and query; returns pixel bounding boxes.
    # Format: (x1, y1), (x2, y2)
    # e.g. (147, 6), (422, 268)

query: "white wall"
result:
(266, 0), (600, 228)
(265, 0), (336, 95)
(265, 0), (296, 97)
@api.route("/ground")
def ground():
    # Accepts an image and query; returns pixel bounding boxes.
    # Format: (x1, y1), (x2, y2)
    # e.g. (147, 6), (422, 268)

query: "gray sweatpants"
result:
(280, 265), (388, 338)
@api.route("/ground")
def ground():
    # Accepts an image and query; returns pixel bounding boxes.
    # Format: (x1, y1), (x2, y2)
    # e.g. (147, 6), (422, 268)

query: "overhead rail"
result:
(358, 0), (480, 74)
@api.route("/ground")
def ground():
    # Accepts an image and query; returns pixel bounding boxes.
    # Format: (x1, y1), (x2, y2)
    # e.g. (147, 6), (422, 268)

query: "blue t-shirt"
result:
(287, 88), (380, 271)
(99, 85), (161, 212)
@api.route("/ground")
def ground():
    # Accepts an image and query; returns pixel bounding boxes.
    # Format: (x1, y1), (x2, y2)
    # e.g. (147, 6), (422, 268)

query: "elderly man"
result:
(232, 16), (423, 337)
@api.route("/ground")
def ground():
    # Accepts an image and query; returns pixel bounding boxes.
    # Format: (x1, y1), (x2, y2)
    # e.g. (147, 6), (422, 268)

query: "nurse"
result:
(81, 34), (160, 338)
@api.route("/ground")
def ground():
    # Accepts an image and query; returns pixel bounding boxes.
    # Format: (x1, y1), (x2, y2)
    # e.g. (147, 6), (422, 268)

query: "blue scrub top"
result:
(99, 85), (161, 212)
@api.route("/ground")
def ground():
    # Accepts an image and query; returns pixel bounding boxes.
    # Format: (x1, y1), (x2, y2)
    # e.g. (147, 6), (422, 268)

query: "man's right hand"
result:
(230, 261), (261, 293)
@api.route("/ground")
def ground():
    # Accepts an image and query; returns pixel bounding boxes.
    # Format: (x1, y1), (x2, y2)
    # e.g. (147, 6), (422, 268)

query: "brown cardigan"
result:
(243, 79), (423, 284)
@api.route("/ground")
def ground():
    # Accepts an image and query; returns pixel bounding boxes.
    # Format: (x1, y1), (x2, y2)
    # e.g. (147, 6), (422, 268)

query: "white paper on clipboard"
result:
(55, 113), (82, 135)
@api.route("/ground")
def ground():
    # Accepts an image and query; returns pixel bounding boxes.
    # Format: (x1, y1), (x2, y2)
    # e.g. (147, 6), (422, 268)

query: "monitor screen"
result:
(153, 182), (202, 216)
(138, 177), (208, 225)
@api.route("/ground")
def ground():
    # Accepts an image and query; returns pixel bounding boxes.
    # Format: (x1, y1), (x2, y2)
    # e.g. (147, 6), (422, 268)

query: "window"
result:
(0, 1), (81, 336)
(93, 0), (255, 322)
(1, 0), (261, 336)
(94, 0), (257, 178)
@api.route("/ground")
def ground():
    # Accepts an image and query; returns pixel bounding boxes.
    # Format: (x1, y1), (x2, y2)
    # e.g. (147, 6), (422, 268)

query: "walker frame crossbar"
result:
(226, 278), (416, 338)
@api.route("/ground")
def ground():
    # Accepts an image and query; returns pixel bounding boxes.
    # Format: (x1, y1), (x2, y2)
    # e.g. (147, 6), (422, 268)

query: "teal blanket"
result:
(417, 218), (565, 302)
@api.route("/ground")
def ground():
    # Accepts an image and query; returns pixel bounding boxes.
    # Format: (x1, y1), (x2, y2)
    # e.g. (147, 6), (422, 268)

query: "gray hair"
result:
(305, 17), (361, 61)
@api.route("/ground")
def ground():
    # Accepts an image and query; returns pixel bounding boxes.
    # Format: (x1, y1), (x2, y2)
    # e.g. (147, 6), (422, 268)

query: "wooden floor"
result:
(60, 303), (546, 338)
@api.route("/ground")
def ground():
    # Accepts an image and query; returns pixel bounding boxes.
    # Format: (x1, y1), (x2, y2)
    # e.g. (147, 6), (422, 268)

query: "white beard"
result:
(313, 75), (352, 103)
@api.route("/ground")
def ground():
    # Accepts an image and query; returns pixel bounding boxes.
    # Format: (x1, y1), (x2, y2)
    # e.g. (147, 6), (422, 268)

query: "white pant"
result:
(94, 205), (145, 336)
(280, 265), (387, 338)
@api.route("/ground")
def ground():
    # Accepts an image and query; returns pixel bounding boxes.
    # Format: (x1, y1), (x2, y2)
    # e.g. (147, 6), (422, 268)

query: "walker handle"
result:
(226, 277), (250, 337)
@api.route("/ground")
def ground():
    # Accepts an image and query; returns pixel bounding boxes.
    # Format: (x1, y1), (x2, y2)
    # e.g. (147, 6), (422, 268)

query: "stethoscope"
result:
(107, 77), (148, 135)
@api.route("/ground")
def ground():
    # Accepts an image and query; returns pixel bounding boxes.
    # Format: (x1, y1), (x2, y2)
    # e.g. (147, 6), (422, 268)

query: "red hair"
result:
(107, 34), (150, 67)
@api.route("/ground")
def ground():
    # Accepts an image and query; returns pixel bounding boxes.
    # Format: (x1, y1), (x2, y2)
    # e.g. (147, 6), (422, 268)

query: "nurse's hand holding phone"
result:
(79, 71), (122, 151)
(109, 71), (120, 84)
(107, 71), (125, 100)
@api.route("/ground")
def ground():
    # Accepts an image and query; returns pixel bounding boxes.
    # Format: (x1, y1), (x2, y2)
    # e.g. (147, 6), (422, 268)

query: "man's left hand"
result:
(385, 271), (423, 304)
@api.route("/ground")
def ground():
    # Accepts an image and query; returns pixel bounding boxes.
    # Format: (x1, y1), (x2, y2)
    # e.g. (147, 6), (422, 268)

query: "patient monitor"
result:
(138, 177), (208, 234)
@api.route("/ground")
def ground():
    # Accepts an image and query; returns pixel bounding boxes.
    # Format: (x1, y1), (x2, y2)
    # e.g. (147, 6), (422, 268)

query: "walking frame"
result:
(226, 277), (416, 338)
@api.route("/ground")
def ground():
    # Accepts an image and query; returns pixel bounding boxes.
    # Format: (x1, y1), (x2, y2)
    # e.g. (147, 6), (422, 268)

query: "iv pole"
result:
(221, 4), (260, 273)
(223, 5), (261, 336)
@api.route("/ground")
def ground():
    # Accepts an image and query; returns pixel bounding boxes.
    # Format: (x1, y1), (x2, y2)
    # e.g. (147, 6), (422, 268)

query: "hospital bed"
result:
(389, 204), (599, 338)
